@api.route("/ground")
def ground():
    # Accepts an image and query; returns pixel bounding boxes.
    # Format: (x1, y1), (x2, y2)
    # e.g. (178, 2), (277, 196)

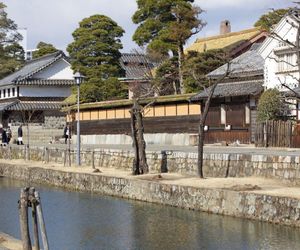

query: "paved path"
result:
(14, 142), (300, 156)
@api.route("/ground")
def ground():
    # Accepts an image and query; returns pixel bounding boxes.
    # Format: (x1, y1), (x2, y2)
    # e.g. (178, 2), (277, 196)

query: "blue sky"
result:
(2, 0), (295, 53)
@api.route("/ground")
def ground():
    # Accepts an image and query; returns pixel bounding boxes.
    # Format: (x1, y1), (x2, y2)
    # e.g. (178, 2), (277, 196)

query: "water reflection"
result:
(0, 177), (300, 250)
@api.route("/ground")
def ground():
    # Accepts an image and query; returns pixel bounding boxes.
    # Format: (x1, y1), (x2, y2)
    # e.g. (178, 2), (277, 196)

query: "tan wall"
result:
(74, 103), (200, 121)
(91, 111), (98, 120)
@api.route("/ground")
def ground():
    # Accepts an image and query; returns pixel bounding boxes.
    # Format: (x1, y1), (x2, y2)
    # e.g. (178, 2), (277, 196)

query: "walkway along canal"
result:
(1, 177), (300, 250)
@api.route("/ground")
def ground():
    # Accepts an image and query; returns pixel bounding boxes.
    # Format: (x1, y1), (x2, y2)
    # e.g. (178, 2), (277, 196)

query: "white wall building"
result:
(0, 51), (75, 128)
(259, 14), (300, 91)
(259, 13), (300, 120)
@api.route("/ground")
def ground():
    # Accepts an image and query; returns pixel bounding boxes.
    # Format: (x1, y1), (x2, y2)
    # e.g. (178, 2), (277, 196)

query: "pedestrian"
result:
(2, 128), (7, 145)
(6, 127), (12, 144)
(63, 124), (70, 144)
(18, 124), (23, 145)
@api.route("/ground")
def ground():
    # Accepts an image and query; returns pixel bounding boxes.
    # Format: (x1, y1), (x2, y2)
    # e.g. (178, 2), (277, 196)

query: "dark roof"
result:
(0, 100), (62, 111)
(207, 43), (264, 78)
(16, 79), (74, 86)
(0, 51), (71, 86)
(191, 80), (264, 101)
(120, 53), (156, 80)
(0, 101), (17, 111)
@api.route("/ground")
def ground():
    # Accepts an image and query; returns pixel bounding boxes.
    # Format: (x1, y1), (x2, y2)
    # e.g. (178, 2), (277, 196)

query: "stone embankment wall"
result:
(1, 163), (300, 227)
(0, 146), (300, 184)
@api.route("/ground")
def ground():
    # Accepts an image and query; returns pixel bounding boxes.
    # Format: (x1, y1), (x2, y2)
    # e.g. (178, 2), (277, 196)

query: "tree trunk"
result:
(178, 43), (185, 94)
(130, 107), (139, 175)
(130, 99), (148, 175)
(136, 105), (149, 174)
(198, 83), (218, 178)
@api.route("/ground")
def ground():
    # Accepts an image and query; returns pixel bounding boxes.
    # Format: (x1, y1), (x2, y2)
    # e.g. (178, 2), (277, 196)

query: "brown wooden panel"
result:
(226, 104), (245, 126)
(75, 115), (251, 145)
(204, 129), (250, 144)
(205, 106), (220, 126)
(76, 115), (201, 135)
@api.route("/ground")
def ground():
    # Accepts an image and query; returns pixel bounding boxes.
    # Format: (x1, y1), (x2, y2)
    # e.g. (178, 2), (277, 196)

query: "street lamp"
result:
(74, 71), (84, 166)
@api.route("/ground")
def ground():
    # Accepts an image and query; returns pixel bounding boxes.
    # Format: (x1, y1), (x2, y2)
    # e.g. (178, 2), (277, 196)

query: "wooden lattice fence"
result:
(255, 120), (293, 147)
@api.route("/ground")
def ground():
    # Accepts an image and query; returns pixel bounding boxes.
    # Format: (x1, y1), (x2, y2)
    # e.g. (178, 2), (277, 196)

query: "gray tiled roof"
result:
(207, 43), (264, 78)
(0, 101), (18, 111)
(191, 80), (264, 101)
(16, 79), (74, 86)
(0, 51), (67, 86)
(5, 100), (62, 111)
(120, 53), (155, 79)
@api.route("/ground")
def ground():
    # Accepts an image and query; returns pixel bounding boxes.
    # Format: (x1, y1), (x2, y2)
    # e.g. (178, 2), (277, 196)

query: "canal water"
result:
(0, 177), (300, 250)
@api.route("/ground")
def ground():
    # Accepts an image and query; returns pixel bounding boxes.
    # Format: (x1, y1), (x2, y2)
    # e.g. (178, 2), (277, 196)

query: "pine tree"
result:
(0, 2), (24, 79)
(32, 42), (58, 59)
(67, 14), (126, 102)
(132, 0), (205, 93)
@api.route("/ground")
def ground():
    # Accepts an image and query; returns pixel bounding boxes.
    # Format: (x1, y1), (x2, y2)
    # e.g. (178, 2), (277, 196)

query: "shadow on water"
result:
(0, 177), (300, 250)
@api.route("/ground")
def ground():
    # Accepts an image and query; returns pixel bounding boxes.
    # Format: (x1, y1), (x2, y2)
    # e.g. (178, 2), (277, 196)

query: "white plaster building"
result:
(0, 51), (75, 128)
(259, 13), (300, 91)
(258, 13), (300, 120)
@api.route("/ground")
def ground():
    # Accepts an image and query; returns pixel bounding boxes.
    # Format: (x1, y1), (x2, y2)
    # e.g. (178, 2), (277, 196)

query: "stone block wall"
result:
(44, 111), (66, 129)
(1, 163), (300, 227)
(1, 145), (300, 184)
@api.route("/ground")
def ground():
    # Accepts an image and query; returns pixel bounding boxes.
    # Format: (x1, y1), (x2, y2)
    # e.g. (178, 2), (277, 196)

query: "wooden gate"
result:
(255, 120), (293, 147)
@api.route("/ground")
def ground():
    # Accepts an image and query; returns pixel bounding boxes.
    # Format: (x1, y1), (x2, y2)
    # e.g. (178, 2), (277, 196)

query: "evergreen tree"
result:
(32, 41), (58, 59)
(257, 89), (283, 122)
(67, 14), (126, 102)
(0, 43), (24, 78)
(0, 2), (24, 79)
(183, 49), (228, 93)
(132, 0), (205, 93)
(255, 9), (289, 31)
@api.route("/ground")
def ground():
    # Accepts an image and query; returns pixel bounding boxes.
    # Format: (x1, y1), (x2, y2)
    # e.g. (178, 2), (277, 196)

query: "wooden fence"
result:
(255, 120), (293, 147)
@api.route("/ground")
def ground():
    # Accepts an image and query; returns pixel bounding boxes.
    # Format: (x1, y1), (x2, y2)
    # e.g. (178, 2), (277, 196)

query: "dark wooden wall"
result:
(75, 115), (201, 135)
(74, 114), (251, 144)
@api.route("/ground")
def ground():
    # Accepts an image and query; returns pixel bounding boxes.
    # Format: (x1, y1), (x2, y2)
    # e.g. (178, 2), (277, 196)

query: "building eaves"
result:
(5, 100), (62, 111)
(16, 79), (75, 86)
(190, 80), (264, 101)
(64, 93), (195, 111)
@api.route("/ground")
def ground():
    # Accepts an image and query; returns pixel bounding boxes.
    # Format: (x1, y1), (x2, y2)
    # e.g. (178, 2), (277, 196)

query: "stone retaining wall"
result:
(0, 163), (300, 227)
(0, 146), (300, 184)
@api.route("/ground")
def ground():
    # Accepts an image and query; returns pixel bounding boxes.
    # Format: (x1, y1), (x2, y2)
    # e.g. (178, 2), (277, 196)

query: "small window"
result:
(7, 89), (10, 97)
(0, 90), (2, 98)
(12, 88), (15, 96)
(3, 89), (6, 98)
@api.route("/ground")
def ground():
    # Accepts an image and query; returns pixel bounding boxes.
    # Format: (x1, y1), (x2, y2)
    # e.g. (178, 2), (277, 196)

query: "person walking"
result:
(6, 127), (12, 144)
(2, 128), (7, 145)
(63, 125), (70, 144)
(18, 124), (23, 145)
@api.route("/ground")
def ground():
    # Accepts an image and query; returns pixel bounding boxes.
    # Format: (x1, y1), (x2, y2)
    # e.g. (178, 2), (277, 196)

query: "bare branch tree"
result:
(196, 62), (232, 178)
